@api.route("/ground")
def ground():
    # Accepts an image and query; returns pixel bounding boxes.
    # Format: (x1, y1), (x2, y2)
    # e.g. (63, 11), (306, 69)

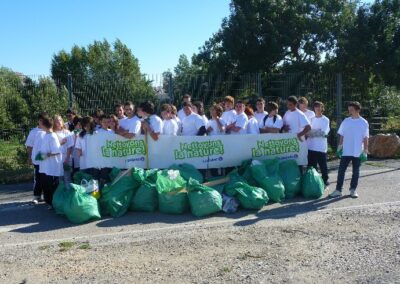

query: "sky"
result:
(0, 0), (231, 76)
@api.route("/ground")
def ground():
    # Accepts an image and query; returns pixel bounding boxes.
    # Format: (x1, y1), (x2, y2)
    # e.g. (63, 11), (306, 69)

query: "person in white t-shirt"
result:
(298, 97), (316, 122)
(245, 106), (260, 134)
(170, 105), (182, 134)
(38, 117), (62, 208)
(71, 116), (82, 174)
(283, 96), (311, 141)
(177, 94), (191, 122)
(140, 101), (163, 141)
(65, 108), (77, 132)
(160, 104), (179, 136)
(97, 114), (114, 134)
(207, 104), (226, 136)
(254, 98), (268, 127)
(330, 101), (369, 199)
(226, 101), (248, 135)
(116, 101), (141, 139)
(306, 101), (330, 186)
(115, 103), (127, 121)
(181, 102), (207, 136)
(75, 116), (96, 172)
(25, 112), (48, 203)
(192, 101), (209, 126)
(221, 96), (237, 134)
(260, 102), (283, 133)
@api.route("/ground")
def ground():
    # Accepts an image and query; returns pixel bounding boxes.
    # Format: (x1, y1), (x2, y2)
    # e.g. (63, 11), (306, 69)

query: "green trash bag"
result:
(169, 163), (204, 183)
(130, 180), (158, 212)
(301, 167), (325, 199)
(73, 171), (93, 184)
(336, 148), (343, 158)
(109, 167), (121, 182)
(238, 159), (258, 186)
(156, 170), (189, 214)
(226, 182), (268, 210)
(360, 152), (368, 163)
(63, 183), (101, 224)
(251, 159), (285, 203)
(187, 178), (222, 217)
(52, 181), (67, 215)
(99, 176), (136, 218)
(205, 176), (225, 194)
(279, 160), (301, 198)
(224, 169), (248, 196)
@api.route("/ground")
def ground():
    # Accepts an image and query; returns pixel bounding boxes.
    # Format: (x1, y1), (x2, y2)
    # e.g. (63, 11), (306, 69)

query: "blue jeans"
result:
(335, 156), (361, 192)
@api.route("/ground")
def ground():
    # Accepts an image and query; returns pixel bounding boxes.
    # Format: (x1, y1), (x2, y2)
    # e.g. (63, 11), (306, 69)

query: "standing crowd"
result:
(25, 94), (369, 209)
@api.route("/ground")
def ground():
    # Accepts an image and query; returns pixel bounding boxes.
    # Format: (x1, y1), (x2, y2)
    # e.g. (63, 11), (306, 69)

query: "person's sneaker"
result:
(350, 189), (359, 198)
(32, 196), (40, 204)
(329, 190), (342, 198)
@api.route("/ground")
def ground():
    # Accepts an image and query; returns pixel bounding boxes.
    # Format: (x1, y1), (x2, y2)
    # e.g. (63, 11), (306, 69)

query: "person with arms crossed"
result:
(260, 102), (283, 133)
(207, 104), (226, 136)
(226, 101), (248, 135)
(329, 101), (369, 198)
(181, 102), (207, 136)
(221, 96), (237, 133)
(116, 101), (141, 139)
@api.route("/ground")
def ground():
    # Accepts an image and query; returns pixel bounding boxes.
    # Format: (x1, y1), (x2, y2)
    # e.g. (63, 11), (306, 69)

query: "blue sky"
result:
(1, 0), (373, 77)
(0, 0), (230, 76)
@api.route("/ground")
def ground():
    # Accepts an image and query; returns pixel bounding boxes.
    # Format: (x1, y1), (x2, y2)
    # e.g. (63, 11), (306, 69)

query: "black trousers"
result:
(308, 150), (329, 184)
(40, 173), (59, 205)
(33, 165), (43, 197)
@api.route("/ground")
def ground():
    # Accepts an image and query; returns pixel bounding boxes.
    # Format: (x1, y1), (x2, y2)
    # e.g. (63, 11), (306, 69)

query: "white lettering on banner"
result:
(85, 132), (308, 169)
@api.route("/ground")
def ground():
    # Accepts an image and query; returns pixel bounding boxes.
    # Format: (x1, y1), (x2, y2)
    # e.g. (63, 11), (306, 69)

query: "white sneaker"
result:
(329, 190), (342, 198)
(32, 197), (40, 204)
(350, 189), (359, 198)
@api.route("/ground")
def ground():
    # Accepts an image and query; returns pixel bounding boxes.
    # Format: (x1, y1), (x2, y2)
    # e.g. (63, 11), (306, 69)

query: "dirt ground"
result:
(0, 159), (399, 283)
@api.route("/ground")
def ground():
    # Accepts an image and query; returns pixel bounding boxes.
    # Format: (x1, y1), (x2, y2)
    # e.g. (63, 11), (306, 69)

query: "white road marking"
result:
(1, 200), (399, 249)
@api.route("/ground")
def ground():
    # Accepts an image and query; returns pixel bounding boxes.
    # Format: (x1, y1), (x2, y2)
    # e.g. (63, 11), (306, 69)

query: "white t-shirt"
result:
(221, 109), (237, 126)
(75, 135), (88, 170)
(97, 128), (114, 134)
(181, 113), (205, 136)
(201, 115), (209, 127)
(247, 117), (260, 134)
(39, 132), (63, 177)
(254, 111), (268, 127)
(302, 109), (316, 122)
(231, 112), (248, 135)
(338, 117), (369, 157)
(262, 114), (284, 130)
(207, 118), (226, 136)
(55, 130), (74, 164)
(307, 115), (330, 153)
(283, 108), (310, 134)
(72, 133), (80, 169)
(118, 115), (127, 121)
(148, 115), (163, 134)
(119, 116), (141, 135)
(25, 127), (46, 166)
(177, 108), (187, 122)
(163, 119), (179, 136)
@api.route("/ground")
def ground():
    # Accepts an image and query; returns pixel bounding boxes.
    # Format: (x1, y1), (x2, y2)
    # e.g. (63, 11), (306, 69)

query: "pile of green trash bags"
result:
(301, 167), (325, 198)
(187, 178), (222, 217)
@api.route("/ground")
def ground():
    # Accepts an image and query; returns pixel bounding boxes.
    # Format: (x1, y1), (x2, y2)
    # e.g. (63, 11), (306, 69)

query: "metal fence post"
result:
(257, 73), (262, 97)
(336, 73), (343, 131)
(67, 74), (73, 109)
(168, 73), (174, 103)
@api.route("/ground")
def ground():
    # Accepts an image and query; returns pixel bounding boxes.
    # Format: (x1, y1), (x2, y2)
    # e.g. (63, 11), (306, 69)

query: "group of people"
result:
(25, 93), (369, 209)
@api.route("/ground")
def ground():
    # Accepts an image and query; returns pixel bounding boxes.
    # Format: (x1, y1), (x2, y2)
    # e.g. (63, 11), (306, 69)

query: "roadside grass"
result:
(58, 241), (76, 251)
(0, 140), (33, 184)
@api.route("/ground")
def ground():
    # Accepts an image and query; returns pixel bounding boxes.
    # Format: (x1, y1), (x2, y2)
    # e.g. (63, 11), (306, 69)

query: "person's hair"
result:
(160, 104), (172, 113)
(42, 117), (53, 130)
(38, 112), (48, 121)
(236, 100), (244, 105)
(224, 96), (235, 104)
(66, 108), (77, 115)
(348, 101), (361, 111)
(170, 104), (178, 115)
(287, 96), (298, 105)
(72, 115), (81, 126)
(124, 101), (134, 108)
(193, 101), (205, 116)
(313, 101), (325, 111)
(53, 114), (65, 130)
(256, 98), (265, 104)
(210, 104), (223, 117)
(99, 114), (111, 121)
(140, 101), (155, 115)
(114, 103), (123, 109)
(183, 94), (191, 99)
(183, 101), (193, 108)
(298, 97), (309, 105)
(266, 101), (279, 112)
(92, 108), (104, 118)
(244, 106), (254, 117)
(80, 116), (95, 137)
